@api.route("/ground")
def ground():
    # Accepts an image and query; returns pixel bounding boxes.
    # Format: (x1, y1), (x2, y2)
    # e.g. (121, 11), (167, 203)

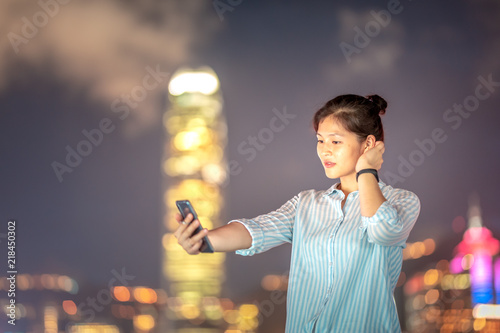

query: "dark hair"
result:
(312, 94), (387, 142)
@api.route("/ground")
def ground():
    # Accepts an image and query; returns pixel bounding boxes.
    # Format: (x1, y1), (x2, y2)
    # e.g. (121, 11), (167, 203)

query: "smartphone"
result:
(176, 200), (214, 253)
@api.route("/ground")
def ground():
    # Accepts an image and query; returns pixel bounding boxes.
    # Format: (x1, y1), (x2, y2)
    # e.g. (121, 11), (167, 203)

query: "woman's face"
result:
(316, 116), (365, 180)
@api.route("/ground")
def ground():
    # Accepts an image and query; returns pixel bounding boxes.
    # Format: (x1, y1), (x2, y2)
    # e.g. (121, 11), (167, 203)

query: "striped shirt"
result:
(229, 181), (421, 333)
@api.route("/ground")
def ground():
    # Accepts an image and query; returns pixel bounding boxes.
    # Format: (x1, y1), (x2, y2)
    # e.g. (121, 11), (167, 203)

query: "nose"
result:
(320, 145), (332, 157)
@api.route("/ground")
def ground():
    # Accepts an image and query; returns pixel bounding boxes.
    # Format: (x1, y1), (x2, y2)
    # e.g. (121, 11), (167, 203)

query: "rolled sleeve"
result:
(228, 195), (298, 256)
(362, 189), (421, 247)
(228, 219), (265, 256)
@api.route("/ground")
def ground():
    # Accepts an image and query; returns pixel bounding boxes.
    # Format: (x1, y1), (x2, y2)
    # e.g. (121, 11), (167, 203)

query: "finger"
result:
(184, 213), (194, 223)
(185, 218), (200, 233)
(178, 219), (200, 244)
(191, 228), (208, 244)
(173, 214), (184, 237)
(176, 218), (196, 244)
(173, 226), (182, 239)
(179, 213), (194, 228)
(173, 213), (191, 238)
(187, 240), (202, 255)
(184, 235), (202, 252)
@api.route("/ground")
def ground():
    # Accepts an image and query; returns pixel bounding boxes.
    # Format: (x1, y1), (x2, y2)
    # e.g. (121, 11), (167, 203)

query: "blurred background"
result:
(1, 0), (499, 332)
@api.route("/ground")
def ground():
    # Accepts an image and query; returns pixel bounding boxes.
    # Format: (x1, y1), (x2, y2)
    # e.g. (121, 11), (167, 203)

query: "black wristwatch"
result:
(356, 169), (379, 182)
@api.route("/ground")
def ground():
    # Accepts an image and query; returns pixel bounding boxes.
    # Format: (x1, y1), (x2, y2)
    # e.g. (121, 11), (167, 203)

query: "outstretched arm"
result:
(208, 222), (252, 252)
(174, 213), (252, 255)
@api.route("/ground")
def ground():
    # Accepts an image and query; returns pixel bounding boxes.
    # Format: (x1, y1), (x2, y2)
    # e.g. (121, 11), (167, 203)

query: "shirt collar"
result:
(322, 181), (387, 197)
(323, 182), (342, 197)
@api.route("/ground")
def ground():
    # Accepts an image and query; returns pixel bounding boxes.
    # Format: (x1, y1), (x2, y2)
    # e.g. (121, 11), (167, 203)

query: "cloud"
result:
(0, 0), (217, 137)
(325, 7), (406, 84)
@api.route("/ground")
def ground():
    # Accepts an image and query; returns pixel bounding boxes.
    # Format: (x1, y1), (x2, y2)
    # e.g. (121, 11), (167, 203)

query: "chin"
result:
(324, 171), (339, 179)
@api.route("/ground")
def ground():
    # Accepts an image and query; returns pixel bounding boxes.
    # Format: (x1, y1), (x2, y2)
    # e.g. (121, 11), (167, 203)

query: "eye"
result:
(332, 141), (341, 144)
(317, 139), (324, 144)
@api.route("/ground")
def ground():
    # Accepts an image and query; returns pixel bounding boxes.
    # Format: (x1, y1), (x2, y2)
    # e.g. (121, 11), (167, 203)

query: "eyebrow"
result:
(316, 132), (345, 137)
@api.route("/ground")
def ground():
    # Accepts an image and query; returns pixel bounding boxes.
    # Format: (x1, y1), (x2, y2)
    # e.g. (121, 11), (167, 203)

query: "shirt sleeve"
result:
(361, 188), (421, 247)
(228, 195), (298, 256)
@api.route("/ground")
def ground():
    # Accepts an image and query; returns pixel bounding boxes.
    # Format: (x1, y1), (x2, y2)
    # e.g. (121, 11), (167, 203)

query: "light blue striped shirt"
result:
(229, 181), (421, 333)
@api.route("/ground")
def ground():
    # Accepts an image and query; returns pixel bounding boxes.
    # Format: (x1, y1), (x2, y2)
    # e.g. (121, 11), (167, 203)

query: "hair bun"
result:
(366, 94), (387, 115)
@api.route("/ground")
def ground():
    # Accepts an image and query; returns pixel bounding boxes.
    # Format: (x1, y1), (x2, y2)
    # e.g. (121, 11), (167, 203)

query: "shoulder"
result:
(380, 182), (420, 206)
(296, 188), (333, 203)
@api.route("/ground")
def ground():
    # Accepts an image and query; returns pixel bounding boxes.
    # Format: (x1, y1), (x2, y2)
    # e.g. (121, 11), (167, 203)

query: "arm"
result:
(207, 222), (252, 252)
(356, 140), (420, 246)
(175, 195), (298, 256)
(358, 171), (386, 217)
(229, 195), (297, 256)
(356, 140), (386, 217)
(362, 190), (421, 246)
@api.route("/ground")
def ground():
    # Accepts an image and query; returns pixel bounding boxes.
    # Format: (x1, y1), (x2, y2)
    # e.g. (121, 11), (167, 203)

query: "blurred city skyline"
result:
(1, 0), (500, 330)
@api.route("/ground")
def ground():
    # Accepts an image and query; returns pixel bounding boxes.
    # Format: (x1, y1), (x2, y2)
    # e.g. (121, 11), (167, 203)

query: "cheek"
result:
(357, 144), (365, 156)
(345, 145), (362, 161)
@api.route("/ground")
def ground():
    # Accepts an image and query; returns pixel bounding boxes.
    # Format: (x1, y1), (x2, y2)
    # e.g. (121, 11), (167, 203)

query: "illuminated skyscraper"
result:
(161, 67), (228, 332)
(450, 193), (500, 305)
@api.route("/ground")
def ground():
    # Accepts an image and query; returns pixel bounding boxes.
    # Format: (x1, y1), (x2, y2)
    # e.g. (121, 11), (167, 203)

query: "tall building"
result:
(403, 193), (500, 333)
(160, 67), (228, 332)
(449, 193), (500, 305)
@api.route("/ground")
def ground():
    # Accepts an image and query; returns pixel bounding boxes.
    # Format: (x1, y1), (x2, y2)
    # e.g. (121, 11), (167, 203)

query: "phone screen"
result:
(176, 200), (214, 253)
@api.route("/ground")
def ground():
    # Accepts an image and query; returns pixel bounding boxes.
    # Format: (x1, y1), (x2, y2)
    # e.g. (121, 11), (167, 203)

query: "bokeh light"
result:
(180, 304), (201, 320)
(113, 286), (130, 302)
(133, 314), (155, 331)
(424, 269), (439, 287)
(62, 300), (77, 315)
(133, 287), (157, 304)
(223, 309), (240, 324)
(239, 304), (258, 318)
(168, 70), (220, 96)
(461, 254), (474, 270)
(424, 289), (439, 304)
(261, 275), (282, 291)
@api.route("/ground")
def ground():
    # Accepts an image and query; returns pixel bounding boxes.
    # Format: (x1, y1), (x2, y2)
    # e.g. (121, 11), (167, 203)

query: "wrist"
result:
(356, 168), (379, 182)
(355, 164), (373, 173)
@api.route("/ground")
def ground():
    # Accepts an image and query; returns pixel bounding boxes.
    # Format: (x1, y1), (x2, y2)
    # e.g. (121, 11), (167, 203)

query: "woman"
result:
(174, 94), (421, 332)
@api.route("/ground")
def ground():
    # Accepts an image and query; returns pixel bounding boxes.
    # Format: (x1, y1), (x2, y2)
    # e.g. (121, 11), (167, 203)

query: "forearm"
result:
(358, 172), (386, 217)
(207, 222), (252, 252)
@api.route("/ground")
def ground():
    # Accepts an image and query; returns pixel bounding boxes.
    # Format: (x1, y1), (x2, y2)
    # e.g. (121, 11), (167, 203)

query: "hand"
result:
(356, 141), (385, 172)
(173, 213), (208, 255)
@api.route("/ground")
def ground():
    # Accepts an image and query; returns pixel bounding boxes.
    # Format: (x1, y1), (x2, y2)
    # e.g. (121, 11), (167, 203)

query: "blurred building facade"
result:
(160, 67), (262, 333)
(161, 67), (230, 332)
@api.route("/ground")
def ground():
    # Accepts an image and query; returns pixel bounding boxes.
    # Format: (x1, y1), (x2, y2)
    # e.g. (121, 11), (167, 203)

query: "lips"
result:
(323, 161), (336, 168)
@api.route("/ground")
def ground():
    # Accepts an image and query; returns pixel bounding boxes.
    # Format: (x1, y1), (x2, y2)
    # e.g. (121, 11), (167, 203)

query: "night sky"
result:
(1, 0), (500, 304)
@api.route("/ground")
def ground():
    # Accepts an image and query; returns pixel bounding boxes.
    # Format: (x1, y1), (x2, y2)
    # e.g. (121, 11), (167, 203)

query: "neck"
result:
(339, 174), (358, 196)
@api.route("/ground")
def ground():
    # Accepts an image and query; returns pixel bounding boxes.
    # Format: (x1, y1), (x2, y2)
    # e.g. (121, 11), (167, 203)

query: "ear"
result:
(364, 135), (376, 149)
